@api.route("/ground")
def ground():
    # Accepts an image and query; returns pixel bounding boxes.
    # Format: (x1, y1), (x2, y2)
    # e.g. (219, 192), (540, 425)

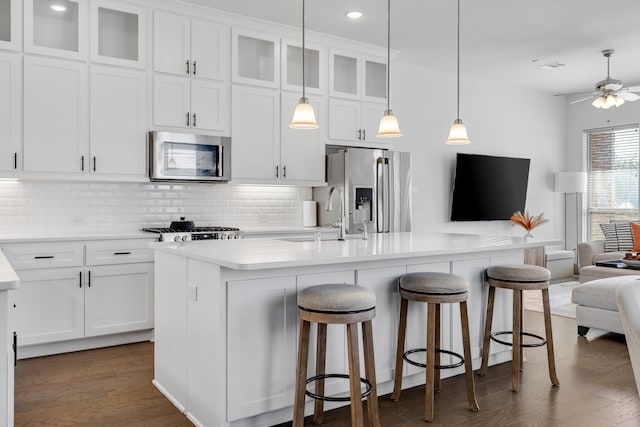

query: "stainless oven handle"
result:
(376, 159), (384, 233)
(217, 145), (223, 177)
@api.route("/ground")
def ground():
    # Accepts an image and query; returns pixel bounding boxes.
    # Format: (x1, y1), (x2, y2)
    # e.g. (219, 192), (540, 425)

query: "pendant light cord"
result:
(386, 0), (391, 112)
(302, 0), (306, 100)
(456, 0), (460, 120)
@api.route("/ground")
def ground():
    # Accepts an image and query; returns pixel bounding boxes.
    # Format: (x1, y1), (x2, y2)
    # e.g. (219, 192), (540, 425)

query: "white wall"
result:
(385, 61), (567, 241)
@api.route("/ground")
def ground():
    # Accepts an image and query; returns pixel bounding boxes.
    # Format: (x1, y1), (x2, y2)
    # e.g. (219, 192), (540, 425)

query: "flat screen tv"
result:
(451, 153), (530, 221)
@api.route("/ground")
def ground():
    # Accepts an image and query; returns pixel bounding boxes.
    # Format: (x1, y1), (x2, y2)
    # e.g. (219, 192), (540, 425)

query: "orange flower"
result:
(510, 211), (549, 231)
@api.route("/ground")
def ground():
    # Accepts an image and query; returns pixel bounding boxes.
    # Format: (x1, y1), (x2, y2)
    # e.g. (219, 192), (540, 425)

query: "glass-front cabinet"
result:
(0, 0), (21, 51)
(90, 0), (146, 68)
(24, 0), (89, 60)
(329, 48), (387, 103)
(232, 28), (280, 88)
(281, 39), (326, 95)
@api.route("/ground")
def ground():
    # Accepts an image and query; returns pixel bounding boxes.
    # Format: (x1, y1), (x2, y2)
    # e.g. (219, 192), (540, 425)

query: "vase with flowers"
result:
(510, 211), (549, 238)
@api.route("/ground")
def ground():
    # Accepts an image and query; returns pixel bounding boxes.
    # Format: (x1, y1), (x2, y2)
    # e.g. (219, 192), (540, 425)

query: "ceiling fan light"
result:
(615, 95), (625, 107)
(446, 119), (471, 145)
(592, 96), (605, 108)
(289, 97), (319, 129)
(605, 95), (617, 107)
(377, 110), (403, 138)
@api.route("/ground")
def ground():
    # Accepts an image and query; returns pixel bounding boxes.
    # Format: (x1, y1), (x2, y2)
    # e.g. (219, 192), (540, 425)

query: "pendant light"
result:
(376, 0), (402, 138)
(289, 0), (319, 129)
(446, 0), (471, 145)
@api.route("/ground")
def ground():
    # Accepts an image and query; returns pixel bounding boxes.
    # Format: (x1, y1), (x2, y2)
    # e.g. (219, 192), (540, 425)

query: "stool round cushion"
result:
(487, 264), (551, 285)
(400, 272), (469, 294)
(298, 284), (376, 313)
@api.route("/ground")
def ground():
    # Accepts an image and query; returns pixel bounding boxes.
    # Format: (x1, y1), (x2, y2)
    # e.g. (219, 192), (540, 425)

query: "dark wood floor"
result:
(15, 311), (640, 426)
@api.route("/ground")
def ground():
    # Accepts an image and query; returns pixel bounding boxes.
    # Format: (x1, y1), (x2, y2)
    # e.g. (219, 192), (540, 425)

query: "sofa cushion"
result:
(615, 221), (634, 251)
(632, 222), (640, 252)
(601, 223), (620, 252)
(572, 275), (640, 311)
(592, 252), (628, 264)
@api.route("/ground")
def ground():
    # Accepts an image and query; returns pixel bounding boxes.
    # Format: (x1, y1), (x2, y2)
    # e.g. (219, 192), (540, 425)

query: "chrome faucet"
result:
(325, 185), (346, 241)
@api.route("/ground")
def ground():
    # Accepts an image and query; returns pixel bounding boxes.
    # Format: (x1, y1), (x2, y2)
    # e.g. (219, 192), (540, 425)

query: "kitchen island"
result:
(151, 232), (560, 427)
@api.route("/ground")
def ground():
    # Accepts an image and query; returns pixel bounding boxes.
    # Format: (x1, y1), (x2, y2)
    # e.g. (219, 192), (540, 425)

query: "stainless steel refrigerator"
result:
(313, 147), (411, 234)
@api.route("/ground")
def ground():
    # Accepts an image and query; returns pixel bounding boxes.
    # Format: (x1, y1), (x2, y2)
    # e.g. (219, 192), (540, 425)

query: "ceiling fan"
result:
(570, 49), (640, 109)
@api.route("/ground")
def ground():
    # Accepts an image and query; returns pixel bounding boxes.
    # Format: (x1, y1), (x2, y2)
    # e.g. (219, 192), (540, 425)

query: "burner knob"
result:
(227, 234), (233, 239)
(174, 236), (181, 242)
(182, 235), (189, 241)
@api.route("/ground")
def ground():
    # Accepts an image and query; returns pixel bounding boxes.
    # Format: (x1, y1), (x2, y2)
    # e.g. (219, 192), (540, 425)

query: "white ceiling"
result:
(179, 0), (640, 95)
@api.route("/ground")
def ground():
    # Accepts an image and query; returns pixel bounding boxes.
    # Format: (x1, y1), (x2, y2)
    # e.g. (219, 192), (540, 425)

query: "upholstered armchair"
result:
(616, 283), (640, 394)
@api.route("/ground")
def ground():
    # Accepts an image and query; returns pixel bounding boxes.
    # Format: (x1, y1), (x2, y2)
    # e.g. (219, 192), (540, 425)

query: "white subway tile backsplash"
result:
(0, 181), (312, 233)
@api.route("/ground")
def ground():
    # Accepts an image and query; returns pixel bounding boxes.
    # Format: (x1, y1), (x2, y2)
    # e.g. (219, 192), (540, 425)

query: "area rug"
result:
(523, 281), (579, 319)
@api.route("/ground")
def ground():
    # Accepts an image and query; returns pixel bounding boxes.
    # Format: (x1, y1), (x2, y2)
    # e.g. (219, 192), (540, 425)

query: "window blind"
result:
(585, 124), (640, 240)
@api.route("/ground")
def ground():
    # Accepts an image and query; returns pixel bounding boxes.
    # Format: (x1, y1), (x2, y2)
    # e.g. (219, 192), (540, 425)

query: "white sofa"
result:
(577, 240), (640, 283)
(617, 282), (640, 394)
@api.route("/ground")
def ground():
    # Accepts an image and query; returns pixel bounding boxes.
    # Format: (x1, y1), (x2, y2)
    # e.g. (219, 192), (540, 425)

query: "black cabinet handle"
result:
(283, 165), (287, 178)
(275, 165), (279, 178)
(358, 129), (362, 140)
(186, 112), (190, 127)
(88, 270), (91, 288)
(193, 61), (197, 75)
(34, 255), (54, 259)
(362, 129), (366, 140)
(192, 113), (197, 127)
(79, 271), (82, 288)
(186, 60), (190, 74)
(81, 155), (85, 171)
(14, 152), (17, 170)
(93, 156), (96, 172)
(113, 252), (131, 255)
(13, 332), (16, 367)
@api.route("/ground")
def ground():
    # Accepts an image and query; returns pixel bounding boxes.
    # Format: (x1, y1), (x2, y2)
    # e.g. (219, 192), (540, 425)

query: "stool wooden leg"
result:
(519, 294), (524, 371)
(542, 288), (560, 387)
(479, 285), (496, 376)
(391, 297), (408, 401)
(425, 302), (436, 422)
(362, 320), (381, 427)
(346, 323), (364, 427)
(512, 289), (522, 392)
(294, 318), (311, 427)
(435, 303), (441, 393)
(313, 323), (328, 424)
(460, 301), (479, 412)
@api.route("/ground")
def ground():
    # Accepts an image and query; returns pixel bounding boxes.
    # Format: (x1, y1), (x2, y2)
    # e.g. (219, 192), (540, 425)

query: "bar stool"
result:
(293, 284), (380, 427)
(391, 272), (479, 422)
(479, 264), (560, 392)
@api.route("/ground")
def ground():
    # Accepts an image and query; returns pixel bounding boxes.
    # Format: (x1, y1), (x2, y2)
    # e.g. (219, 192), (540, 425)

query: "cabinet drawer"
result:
(85, 239), (155, 266)
(1, 242), (84, 270)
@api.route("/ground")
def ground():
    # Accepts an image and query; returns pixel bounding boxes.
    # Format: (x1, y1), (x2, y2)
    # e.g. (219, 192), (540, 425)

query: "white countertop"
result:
(0, 231), (157, 244)
(151, 232), (562, 271)
(0, 250), (19, 291)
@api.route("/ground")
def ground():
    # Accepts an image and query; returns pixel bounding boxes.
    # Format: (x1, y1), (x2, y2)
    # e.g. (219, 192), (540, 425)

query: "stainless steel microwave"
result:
(149, 131), (231, 182)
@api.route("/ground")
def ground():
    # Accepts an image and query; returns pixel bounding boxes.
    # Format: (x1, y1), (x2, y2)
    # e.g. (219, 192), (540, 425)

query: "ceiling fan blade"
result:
(619, 92), (640, 101)
(569, 95), (595, 104)
(625, 86), (640, 93)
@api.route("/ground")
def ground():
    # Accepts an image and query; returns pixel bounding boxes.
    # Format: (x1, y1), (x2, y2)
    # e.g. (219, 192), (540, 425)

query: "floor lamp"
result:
(555, 171), (588, 273)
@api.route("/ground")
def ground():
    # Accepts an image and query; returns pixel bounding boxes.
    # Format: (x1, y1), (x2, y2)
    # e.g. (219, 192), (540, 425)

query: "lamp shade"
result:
(555, 171), (587, 193)
(445, 119), (471, 145)
(289, 98), (319, 129)
(376, 111), (403, 138)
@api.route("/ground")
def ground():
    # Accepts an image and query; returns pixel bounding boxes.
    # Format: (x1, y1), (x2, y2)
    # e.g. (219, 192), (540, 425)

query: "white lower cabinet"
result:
(84, 263), (154, 337)
(3, 239), (155, 354)
(13, 268), (84, 346)
(227, 275), (297, 421)
(355, 265), (405, 383)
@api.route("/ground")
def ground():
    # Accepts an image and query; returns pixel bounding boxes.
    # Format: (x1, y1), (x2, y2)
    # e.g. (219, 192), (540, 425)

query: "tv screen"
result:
(451, 153), (530, 221)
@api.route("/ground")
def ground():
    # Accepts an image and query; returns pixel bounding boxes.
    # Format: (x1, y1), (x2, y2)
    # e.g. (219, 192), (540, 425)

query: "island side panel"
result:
(153, 251), (188, 411)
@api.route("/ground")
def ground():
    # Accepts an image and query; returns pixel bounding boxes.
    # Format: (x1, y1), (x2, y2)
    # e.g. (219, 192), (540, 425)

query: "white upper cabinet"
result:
(23, 56), (89, 173)
(280, 92), (325, 183)
(328, 98), (389, 144)
(0, 52), (20, 172)
(232, 28), (280, 88)
(90, 0), (146, 68)
(0, 0), (21, 51)
(153, 74), (229, 134)
(281, 39), (326, 95)
(329, 49), (387, 103)
(154, 11), (228, 81)
(90, 65), (146, 176)
(24, 0), (89, 60)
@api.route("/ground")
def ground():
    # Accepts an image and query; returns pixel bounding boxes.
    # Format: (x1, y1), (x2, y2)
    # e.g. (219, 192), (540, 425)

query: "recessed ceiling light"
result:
(50, 4), (67, 12)
(346, 11), (363, 19)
